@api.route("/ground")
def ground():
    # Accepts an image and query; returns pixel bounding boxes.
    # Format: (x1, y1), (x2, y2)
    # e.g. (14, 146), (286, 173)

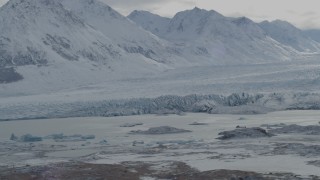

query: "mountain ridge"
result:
(128, 7), (307, 64)
(129, 8), (320, 55)
(1, 0), (320, 97)
(0, 0), (178, 95)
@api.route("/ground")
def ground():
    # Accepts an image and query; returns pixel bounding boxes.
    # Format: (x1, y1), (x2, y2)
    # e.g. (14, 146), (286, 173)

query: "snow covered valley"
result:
(1, 111), (320, 179)
(1, 0), (320, 179)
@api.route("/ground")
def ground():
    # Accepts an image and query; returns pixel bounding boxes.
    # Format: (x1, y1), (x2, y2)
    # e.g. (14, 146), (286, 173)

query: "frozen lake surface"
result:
(1, 110), (320, 178)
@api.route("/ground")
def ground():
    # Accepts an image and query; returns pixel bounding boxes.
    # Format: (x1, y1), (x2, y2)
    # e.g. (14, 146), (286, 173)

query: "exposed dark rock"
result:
(120, 122), (143, 127)
(308, 160), (320, 167)
(44, 133), (95, 142)
(43, 34), (79, 61)
(217, 127), (274, 140)
(19, 134), (43, 142)
(129, 126), (192, 135)
(189, 122), (208, 125)
(123, 46), (156, 60)
(10, 133), (18, 141)
(0, 67), (23, 83)
(260, 123), (287, 129)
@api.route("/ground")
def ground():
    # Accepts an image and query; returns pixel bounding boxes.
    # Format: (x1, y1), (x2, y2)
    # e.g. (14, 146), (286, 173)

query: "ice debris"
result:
(308, 160), (320, 167)
(272, 143), (320, 157)
(260, 123), (286, 129)
(19, 134), (43, 142)
(10, 133), (95, 142)
(44, 134), (95, 142)
(10, 133), (18, 141)
(268, 124), (320, 135)
(189, 122), (208, 125)
(217, 127), (274, 140)
(132, 140), (144, 146)
(120, 122), (143, 127)
(129, 126), (192, 135)
(99, 140), (108, 145)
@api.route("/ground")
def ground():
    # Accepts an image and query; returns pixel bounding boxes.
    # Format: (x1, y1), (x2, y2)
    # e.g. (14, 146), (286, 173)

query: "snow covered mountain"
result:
(129, 8), (304, 64)
(303, 29), (320, 43)
(128, 10), (171, 38)
(60, 0), (187, 65)
(259, 20), (320, 53)
(1, 1), (320, 97)
(0, 0), (187, 69)
(0, 0), (189, 95)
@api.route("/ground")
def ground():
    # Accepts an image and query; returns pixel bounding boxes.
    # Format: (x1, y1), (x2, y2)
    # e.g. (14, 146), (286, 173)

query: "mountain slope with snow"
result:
(259, 20), (320, 52)
(303, 29), (320, 43)
(1, 1), (320, 97)
(60, 0), (187, 65)
(128, 10), (171, 39)
(129, 8), (306, 64)
(0, 0), (191, 96)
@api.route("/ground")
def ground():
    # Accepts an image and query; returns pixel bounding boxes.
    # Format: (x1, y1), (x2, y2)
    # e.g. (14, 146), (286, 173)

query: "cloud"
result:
(301, 11), (317, 17)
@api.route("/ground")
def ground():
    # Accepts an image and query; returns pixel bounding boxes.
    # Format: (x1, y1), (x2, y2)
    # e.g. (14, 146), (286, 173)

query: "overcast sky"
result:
(0, 0), (319, 29)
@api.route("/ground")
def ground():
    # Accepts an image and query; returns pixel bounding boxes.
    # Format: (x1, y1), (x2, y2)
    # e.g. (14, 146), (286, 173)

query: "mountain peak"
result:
(186, 7), (222, 17)
(259, 19), (320, 52)
(2, 0), (64, 10)
(128, 10), (162, 19)
(128, 10), (171, 37)
(232, 17), (254, 26)
(192, 6), (201, 11)
(260, 19), (298, 30)
(271, 19), (299, 30)
(61, 0), (124, 20)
